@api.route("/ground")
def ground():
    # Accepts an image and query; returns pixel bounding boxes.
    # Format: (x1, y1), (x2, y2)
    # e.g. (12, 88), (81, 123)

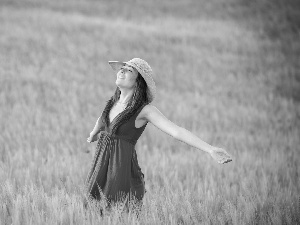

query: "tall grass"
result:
(1, 0), (299, 224)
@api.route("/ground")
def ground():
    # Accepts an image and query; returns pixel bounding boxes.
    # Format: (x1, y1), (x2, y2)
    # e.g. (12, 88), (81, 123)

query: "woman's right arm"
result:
(87, 116), (103, 143)
(90, 117), (102, 136)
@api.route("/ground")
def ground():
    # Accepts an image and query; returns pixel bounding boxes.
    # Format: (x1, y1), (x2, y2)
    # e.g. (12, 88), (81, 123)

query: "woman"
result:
(85, 58), (232, 209)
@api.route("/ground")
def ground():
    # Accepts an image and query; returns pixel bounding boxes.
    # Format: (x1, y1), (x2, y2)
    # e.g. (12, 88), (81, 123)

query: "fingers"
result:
(222, 158), (232, 164)
(220, 158), (232, 164)
(212, 148), (232, 164)
(216, 155), (232, 164)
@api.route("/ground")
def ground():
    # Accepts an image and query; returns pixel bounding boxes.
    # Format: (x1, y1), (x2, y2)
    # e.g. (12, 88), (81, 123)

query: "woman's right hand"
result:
(87, 133), (98, 143)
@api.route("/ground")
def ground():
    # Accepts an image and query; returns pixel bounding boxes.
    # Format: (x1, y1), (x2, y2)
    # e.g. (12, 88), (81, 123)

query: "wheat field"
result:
(0, 0), (300, 224)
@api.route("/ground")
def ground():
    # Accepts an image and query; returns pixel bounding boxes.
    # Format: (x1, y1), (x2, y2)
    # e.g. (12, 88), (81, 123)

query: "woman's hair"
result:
(101, 73), (149, 133)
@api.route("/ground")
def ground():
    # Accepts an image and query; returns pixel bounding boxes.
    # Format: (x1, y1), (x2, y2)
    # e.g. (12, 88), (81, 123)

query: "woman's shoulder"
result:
(139, 103), (159, 119)
(141, 103), (155, 111)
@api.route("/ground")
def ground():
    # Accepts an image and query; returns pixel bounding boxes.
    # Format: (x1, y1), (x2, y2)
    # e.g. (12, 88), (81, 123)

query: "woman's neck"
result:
(118, 87), (134, 104)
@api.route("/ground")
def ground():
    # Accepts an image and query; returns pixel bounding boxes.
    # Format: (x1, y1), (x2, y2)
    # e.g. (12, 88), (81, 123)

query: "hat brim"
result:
(108, 61), (126, 71)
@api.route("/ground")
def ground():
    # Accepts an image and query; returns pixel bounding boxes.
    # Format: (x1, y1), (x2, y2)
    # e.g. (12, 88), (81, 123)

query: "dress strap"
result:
(136, 103), (147, 116)
(134, 103), (147, 118)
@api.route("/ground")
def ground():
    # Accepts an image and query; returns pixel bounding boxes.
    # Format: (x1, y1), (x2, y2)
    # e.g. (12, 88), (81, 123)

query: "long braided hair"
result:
(101, 73), (149, 133)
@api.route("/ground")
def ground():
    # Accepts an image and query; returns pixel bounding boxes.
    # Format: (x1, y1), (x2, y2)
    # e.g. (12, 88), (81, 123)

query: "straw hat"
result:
(108, 58), (156, 103)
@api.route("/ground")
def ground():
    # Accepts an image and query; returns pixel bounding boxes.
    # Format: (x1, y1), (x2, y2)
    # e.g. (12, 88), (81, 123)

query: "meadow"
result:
(0, 0), (300, 224)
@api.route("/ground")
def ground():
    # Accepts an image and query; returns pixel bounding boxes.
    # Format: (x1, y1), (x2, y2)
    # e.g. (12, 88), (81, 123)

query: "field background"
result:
(1, 0), (300, 224)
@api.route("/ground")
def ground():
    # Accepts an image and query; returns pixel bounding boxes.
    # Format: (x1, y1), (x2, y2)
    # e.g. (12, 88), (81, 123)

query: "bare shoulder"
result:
(135, 104), (159, 128)
(136, 104), (160, 122)
(142, 104), (156, 112)
(140, 104), (172, 125)
(140, 104), (160, 119)
(139, 104), (180, 137)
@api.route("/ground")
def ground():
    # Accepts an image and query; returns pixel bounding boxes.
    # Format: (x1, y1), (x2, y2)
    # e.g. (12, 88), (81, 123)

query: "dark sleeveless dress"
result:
(85, 104), (147, 204)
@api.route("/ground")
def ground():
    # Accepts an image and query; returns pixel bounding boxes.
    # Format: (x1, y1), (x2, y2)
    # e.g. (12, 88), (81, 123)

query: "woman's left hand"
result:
(209, 147), (232, 164)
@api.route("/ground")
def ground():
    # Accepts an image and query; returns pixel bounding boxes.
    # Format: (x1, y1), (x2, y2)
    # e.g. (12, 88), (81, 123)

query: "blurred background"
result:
(0, 0), (299, 224)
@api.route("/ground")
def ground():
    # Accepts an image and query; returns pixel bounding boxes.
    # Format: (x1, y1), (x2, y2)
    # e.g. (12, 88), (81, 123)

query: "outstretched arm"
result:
(143, 105), (232, 164)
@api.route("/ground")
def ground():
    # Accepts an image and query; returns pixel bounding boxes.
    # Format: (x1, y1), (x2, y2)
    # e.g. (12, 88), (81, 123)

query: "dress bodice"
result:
(98, 104), (148, 146)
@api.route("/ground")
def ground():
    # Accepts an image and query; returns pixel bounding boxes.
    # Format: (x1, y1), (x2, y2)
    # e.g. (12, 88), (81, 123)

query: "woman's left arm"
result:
(143, 105), (232, 164)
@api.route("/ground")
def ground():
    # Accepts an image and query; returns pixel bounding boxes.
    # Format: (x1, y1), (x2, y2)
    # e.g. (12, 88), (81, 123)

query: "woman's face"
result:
(115, 64), (139, 89)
